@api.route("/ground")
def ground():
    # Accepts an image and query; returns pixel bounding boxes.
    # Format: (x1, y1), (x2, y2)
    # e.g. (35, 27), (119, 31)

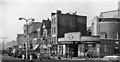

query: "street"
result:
(1, 54), (33, 62)
(0, 54), (104, 62)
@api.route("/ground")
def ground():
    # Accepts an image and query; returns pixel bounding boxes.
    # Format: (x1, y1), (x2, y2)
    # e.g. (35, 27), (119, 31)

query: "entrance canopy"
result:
(58, 36), (101, 44)
(81, 36), (101, 43)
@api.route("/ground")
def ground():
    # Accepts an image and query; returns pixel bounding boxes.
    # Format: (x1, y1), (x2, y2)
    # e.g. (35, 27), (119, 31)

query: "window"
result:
(52, 18), (56, 24)
(52, 19), (54, 24)
(54, 18), (56, 23)
(54, 27), (56, 34)
(54, 37), (56, 44)
(51, 27), (56, 34)
(100, 32), (106, 39)
(52, 28), (54, 34)
(53, 27), (54, 34)
(104, 44), (109, 53)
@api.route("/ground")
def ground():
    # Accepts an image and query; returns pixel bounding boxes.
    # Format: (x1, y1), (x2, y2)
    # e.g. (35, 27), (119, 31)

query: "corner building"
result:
(51, 10), (87, 56)
(92, 10), (120, 57)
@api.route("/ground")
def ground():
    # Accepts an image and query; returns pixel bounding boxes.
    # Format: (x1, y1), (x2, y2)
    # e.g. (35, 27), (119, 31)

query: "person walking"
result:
(70, 51), (73, 59)
(66, 52), (68, 59)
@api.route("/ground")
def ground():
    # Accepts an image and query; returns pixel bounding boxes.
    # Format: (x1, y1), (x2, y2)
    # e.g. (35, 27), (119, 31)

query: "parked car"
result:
(17, 50), (25, 58)
(39, 53), (50, 61)
(102, 55), (120, 62)
(30, 53), (37, 59)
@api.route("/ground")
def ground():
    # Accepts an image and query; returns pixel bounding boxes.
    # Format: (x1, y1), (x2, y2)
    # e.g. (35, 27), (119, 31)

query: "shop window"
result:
(104, 44), (109, 53)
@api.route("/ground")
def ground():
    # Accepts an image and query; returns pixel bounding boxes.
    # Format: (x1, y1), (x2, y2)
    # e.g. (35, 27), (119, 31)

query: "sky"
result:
(0, 0), (119, 42)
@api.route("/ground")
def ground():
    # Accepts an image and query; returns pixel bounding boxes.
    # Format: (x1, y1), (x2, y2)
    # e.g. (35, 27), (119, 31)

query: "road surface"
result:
(1, 54), (104, 62)
(1, 54), (33, 62)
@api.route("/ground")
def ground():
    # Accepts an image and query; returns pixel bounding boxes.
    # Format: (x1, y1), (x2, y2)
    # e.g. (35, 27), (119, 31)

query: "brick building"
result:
(51, 10), (87, 55)
(23, 21), (42, 49)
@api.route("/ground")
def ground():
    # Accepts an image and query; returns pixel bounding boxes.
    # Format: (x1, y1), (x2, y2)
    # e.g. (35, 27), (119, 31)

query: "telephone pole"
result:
(1, 37), (7, 50)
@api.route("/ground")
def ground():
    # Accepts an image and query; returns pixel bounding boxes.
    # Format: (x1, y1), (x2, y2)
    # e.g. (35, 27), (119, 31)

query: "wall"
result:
(100, 10), (118, 18)
(99, 21), (120, 39)
(16, 34), (24, 46)
(91, 16), (99, 36)
(58, 14), (77, 38)
(51, 11), (87, 45)
(58, 13), (87, 38)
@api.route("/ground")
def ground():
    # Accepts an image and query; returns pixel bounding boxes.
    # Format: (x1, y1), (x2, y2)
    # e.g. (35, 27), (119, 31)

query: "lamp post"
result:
(19, 17), (35, 59)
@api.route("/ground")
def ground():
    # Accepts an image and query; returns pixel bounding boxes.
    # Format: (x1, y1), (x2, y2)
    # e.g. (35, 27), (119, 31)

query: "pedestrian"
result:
(70, 51), (73, 59)
(58, 55), (61, 60)
(66, 52), (68, 59)
(90, 52), (93, 60)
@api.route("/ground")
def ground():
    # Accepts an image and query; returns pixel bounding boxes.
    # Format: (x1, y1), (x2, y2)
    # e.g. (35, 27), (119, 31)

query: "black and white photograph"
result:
(0, 0), (120, 62)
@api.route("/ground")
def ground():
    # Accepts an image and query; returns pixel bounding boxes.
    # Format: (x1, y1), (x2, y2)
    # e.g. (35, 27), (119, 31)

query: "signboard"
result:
(64, 32), (81, 41)
(58, 41), (73, 44)
(81, 36), (100, 41)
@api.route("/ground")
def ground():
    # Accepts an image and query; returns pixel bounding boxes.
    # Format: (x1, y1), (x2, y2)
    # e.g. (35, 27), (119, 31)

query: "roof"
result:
(42, 19), (51, 29)
(101, 10), (118, 14)
(100, 10), (118, 18)
(99, 18), (120, 22)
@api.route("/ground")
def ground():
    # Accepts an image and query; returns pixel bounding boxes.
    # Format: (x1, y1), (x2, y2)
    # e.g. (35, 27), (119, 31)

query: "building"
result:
(99, 18), (120, 56)
(58, 32), (101, 58)
(28, 22), (42, 48)
(92, 10), (120, 39)
(99, 18), (120, 39)
(51, 10), (87, 55)
(91, 16), (99, 36)
(16, 34), (25, 47)
(100, 10), (119, 18)
(5, 40), (17, 49)
(91, 10), (120, 57)
(87, 26), (92, 36)
(23, 21), (42, 49)
(39, 19), (51, 56)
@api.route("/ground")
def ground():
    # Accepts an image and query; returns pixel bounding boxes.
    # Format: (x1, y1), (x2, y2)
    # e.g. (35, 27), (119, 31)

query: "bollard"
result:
(30, 55), (33, 60)
(22, 55), (25, 60)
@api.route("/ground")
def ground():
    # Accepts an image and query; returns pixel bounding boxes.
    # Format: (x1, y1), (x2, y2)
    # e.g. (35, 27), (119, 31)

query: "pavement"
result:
(50, 56), (102, 60)
(34, 57), (103, 62)
(1, 54), (33, 62)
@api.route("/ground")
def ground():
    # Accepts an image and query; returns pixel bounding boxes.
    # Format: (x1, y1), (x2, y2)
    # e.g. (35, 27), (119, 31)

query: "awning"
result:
(33, 44), (39, 50)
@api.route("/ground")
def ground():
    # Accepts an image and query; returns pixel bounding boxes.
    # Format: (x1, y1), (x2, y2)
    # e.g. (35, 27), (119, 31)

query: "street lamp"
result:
(19, 17), (35, 59)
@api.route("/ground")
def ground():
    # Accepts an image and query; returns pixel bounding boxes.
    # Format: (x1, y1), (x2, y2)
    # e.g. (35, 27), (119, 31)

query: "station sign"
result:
(64, 32), (81, 41)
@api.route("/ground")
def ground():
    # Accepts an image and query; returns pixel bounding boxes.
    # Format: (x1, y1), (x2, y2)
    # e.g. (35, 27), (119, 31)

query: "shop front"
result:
(58, 32), (81, 57)
(79, 36), (101, 58)
(100, 39), (120, 57)
(58, 32), (101, 58)
(58, 41), (81, 57)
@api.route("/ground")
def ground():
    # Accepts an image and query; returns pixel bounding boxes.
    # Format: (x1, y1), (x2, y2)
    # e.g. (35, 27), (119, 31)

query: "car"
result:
(102, 55), (120, 62)
(39, 53), (50, 61)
